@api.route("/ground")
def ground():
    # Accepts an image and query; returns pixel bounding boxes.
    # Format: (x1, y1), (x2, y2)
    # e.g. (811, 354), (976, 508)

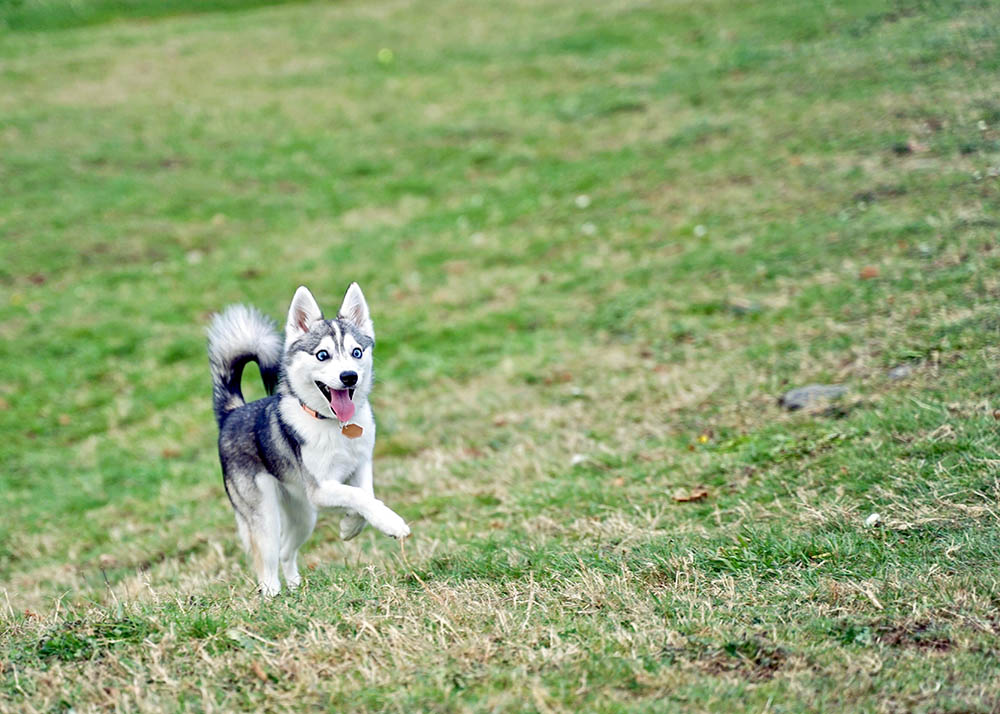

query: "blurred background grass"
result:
(0, 0), (306, 30)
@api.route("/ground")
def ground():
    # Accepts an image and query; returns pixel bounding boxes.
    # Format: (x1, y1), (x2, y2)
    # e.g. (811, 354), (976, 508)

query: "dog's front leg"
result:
(340, 461), (374, 541)
(310, 481), (410, 539)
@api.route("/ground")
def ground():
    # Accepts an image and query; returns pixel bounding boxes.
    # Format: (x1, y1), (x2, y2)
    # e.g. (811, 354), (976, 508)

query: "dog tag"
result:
(341, 424), (363, 439)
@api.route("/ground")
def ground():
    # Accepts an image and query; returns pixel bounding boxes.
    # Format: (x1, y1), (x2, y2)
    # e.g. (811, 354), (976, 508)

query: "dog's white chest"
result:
(300, 431), (366, 484)
(281, 396), (374, 485)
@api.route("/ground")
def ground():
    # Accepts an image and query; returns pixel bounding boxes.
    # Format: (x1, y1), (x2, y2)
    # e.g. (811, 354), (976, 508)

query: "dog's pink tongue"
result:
(329, 389), (355, 423)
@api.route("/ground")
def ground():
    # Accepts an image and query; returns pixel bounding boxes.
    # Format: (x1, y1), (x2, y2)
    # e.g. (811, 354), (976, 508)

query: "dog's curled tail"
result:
(207, 305), (283, 425)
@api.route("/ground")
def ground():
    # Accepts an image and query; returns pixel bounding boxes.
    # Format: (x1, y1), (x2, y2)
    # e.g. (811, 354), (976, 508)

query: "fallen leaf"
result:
(544, 371), (573, 384)
(251, 661), (268, 682)
(859, 266), (880, 280)
(161, 448), (180, 459)
(673, 488), (709, 503)
(611, 477), (625, 487)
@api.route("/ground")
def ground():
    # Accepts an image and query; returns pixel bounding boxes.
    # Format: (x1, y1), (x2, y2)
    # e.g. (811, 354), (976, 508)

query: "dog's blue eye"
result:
(351, 347), (363, 359)
(316, 350), (330, 361)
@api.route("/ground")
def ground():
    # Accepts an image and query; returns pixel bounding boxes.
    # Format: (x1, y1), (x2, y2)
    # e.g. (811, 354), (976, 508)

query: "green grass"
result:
(3, 0), (1000, 710)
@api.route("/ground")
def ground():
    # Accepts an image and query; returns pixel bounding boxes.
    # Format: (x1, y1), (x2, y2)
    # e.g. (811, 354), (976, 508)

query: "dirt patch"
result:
(699, 638), (789, 681)
(877, 622), (953, 651)
(852, 184), (908, 204)
(835, 619), (954, 651)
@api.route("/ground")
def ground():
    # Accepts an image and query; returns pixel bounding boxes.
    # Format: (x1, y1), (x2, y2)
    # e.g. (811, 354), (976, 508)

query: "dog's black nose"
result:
(340, 371), (358, 387)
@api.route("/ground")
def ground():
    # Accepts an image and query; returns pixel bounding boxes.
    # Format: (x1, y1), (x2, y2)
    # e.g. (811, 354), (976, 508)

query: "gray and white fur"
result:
(207, 284), (410, 596)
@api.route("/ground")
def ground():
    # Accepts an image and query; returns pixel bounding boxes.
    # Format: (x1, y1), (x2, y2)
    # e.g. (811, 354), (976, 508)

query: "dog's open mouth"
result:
(315, 382), (356, 422)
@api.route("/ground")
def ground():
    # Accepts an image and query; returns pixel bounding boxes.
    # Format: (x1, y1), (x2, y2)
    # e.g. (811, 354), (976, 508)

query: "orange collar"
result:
(300, 402), (328, 420)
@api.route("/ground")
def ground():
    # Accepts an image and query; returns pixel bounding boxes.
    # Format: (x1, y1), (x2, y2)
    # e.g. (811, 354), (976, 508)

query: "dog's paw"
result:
(368, 502), (410, 539)
(340, 512), (367, 541)
(259, 579), (281, 598)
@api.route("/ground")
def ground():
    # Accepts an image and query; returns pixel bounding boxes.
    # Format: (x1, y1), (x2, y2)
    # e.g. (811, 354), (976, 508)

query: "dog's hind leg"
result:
(245, 473), (282, 597)
(278, 494), (315, 590)
(234, 510), (251, 552)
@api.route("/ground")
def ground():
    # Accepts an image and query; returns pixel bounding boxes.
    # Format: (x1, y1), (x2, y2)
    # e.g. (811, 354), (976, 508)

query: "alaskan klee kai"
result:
(207, 284), (410, 596)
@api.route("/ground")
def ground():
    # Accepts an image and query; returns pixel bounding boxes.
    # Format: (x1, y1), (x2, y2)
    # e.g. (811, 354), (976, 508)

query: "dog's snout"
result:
(340, 370), (358, 387)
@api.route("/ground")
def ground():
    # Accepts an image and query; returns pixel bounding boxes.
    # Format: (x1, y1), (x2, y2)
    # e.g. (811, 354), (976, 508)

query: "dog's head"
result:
(282, 283), (375, 422)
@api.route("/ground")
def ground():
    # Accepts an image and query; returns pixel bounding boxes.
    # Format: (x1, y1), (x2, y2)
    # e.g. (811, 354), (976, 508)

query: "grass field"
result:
(3, 0), (1000, 710)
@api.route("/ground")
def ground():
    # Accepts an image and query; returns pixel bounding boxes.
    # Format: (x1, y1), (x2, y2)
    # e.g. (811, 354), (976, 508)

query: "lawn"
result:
(2, 0), (1000, 711)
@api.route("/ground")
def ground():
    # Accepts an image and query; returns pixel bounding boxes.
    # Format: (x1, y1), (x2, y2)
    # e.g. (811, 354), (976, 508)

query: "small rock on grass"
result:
(888, 365), (912, 380)
(726, 297), (760, 316)
(778, 384), (848, 411)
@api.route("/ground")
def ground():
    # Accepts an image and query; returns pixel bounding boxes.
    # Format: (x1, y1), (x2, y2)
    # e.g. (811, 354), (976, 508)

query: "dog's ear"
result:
(285, 285), (323, 347)
(339, 282), (373, 336)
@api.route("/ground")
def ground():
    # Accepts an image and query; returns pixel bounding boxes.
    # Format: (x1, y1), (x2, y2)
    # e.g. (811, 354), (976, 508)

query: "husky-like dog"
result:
(207, 284), (410, 596)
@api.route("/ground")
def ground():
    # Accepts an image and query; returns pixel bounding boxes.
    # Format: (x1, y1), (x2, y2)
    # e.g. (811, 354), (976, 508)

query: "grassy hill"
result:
(2, 0), (1000, 710)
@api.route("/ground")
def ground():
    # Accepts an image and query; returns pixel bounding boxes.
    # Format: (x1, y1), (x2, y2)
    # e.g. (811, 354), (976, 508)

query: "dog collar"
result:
(300, 402), (328, 420)
(300, 402), (364, 438)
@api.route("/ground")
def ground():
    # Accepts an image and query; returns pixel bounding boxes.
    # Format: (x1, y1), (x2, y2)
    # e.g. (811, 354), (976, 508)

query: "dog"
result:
(207, 283), (410, 596)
